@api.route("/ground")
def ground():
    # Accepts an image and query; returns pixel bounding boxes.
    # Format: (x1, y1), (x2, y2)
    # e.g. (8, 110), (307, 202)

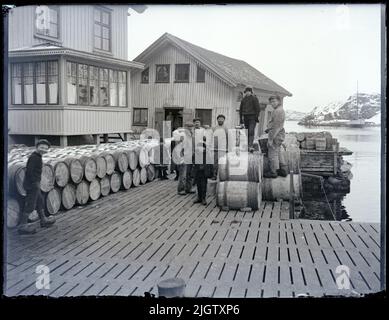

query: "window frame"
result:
(93, 6), (112, 53)
(133, 108), (148, 126)
(34, 5), (61, 41)
(65, 60), (127, 108)
(174, 63), (190, 83)
(141, 67), (149, 84)
(196, 65), (206, 83)
(155, 64), (170, 83)
(10, 60), (59, 106)
(195, 108), (213, 127)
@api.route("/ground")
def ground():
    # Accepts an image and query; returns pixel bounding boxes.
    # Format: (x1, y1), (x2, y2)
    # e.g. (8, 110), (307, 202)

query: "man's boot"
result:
(263, 171), (278, 178)
(39, 210), (56, 228)
(277, 167), (288, 177)
(18, 212), (38, 235)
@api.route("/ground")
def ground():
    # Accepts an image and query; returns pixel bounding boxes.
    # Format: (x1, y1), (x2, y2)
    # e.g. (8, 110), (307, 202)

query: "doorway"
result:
(165, 108), (183, 133)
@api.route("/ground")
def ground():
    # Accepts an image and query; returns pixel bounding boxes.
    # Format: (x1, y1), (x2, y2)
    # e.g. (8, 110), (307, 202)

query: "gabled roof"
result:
(134, 32), (292, 97)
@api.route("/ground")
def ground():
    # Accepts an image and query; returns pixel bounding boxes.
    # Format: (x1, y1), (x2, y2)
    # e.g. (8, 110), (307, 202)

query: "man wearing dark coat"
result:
(18, 139), (56, 234)
(239, 86), (264, 148)
(192, 142), (213, 205)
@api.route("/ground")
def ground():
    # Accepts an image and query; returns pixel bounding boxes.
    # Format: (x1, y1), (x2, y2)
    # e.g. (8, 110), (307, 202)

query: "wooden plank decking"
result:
(5, 178), (381, 297)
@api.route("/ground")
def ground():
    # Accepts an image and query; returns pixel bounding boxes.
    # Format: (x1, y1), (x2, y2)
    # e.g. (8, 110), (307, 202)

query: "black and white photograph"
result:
(1, 3), (386, 303)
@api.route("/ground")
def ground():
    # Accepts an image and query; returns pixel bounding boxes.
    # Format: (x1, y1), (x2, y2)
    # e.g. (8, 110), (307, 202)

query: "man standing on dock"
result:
(239, 86), (262, 149)
(264, 95), (288, 178)
(212, 114), (228, 180)
(18, 139), (56, 234)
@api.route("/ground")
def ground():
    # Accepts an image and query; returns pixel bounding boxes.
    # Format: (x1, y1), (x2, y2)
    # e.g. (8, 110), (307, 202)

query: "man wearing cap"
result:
(174, 122), (196, 195)
(239, 86), (263, 148)
(18, 139), (56, 234)
(212, 114), (228, 179)
(264, 95), (288, 178)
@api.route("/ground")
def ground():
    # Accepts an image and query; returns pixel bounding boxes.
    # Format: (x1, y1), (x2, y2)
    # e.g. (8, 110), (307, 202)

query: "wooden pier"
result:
(5, 178), (381, 297)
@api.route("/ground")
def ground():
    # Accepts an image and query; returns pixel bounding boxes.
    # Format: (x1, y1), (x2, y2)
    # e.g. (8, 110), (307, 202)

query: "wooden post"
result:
(289, 170), (295, 219)
(60, 136), (68, 147)
(333, 139), (339, 175)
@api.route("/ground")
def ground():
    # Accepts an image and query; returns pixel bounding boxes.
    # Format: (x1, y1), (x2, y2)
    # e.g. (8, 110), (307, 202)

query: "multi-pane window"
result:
(141, 68), (149, 83)
(109, 70), (118, 106)
(35, 62), (46, 104)
(11, 64), (22, 104)
(11, 61), (59, 105)
(118, 71), (126, 107)
(155, 64), (170, 83)
(94, 7), (111, 52)
(35, 6), (59, 39)
(47, 61), (58, 104)
(99, 68), (109, 106)
(175, 64), (190, 82)
(89, 66), (99, 106)
(67, 62), (77, 104)
(133, 108), (148, 126)
(196, 66), (205, 83)
(78, 64), (88, 105)
(65, 62), (126, 107)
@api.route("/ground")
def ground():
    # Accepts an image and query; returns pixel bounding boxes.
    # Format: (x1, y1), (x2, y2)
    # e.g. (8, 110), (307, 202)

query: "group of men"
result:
(16, 85), (286, 234)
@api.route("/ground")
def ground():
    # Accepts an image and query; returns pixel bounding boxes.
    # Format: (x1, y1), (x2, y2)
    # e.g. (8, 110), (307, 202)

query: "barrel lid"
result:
(157, 278), (185, 289)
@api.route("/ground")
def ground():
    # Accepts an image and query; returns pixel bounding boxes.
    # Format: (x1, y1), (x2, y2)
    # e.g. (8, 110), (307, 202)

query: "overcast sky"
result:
(128, 4), (382, 113)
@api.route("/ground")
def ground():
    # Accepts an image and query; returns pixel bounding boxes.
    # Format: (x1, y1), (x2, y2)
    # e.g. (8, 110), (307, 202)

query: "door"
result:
(155, 108), (165, 137)
(182, 108), (195, 127)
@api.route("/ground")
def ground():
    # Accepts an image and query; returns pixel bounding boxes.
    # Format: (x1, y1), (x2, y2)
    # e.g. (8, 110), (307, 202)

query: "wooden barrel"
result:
(40, 164), (55, 192)
(262, 146), (300, 174)
(262, 174), (301, 201)
(217, 181), (261, 210)
(149, 144), (170, 165)
(76, 180), (89, 205)
(48, 160), (69, 187)
(110, 171), (121, 193)
(218, 152), (263, 183)
(78, 156), (97, 182)
(64, 158), (83, 184)
(146, 165), (155, 182)
(92, 155), (107, 179)
(103, 153), (115, 175)
(305, 137), (315, 150)
(7, 197), (20, 228)
(45, 187), (61, 215)
(112, 151), (128, 173)
(132, 168), (141, 187)
(315, 137), (327, 151)
(61, 184), (76, 210)
(140, 167), (148, 184)
(100, 176), (111, 196)
(126, 149), (139, 171)
(122, 170), (133, 190)
(138, 147), (150, 168)
(89, 179), (101, 201)
(8, 162), (26, 196)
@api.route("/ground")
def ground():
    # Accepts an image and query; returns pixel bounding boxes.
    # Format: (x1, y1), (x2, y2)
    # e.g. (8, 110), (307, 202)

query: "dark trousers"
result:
(23, 183), (44, 221)
(157, 165), (168, 179)
(195, 172), (207, 201)
(177, 164), (194, 193)
(243, 115), (257, 148)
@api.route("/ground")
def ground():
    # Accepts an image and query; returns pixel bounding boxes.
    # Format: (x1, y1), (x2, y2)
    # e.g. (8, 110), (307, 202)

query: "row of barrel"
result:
(7, 140), (161, 228)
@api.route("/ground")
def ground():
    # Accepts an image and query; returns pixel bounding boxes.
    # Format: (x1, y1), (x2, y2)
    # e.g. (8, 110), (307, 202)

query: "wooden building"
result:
(131, 33), (292, 135)
(7, 5), (145, 146)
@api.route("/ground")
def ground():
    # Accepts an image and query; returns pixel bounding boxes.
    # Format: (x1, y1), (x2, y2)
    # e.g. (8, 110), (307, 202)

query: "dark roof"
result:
(134, 33), (292, 97)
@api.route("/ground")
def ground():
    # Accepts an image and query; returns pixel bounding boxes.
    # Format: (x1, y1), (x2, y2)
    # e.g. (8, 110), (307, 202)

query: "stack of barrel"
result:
(216, 151), (263, 210)
(6, 140), (162, 229)
(296, 131), (334, 151)
(262, 134), (302, 201)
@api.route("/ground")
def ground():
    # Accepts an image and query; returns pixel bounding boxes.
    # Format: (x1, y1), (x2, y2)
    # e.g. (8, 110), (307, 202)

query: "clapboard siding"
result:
(8, 108), (131, 135)
(131, 44), (236, 128)
(9, 5), (128, 60)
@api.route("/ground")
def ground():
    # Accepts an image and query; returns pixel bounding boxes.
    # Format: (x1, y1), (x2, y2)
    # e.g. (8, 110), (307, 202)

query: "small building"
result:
(130, 32), (292, 136)
(7, 5), (145, 146)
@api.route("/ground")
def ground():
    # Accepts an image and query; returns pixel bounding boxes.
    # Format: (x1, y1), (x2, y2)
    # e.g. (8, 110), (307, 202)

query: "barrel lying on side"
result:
(99, 176), (111, 196)
(65, 158), (84, 184)
(112, 151), (128, 173)
(146, 165), (155, 182)
(132, 168), (141, 187)
(140, 167), (148, 185)
(8, 162), (26, 197)
(110, 171), (121, 193)
(217, 181), (261, 210)
(61, 184), (76, 210)
(262, 174), (301, 201)
(45, 187), (61, 215)
(122, 170), (133, 190)
(218, 152), (263, 183)
(40, 164), (55, 192)
(7, 197), (21, 228)
(76, 180), (89, 205)
(48, 160), (69, 187)
(89, 179), (101, 201)
(78, 156), (97, 182)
